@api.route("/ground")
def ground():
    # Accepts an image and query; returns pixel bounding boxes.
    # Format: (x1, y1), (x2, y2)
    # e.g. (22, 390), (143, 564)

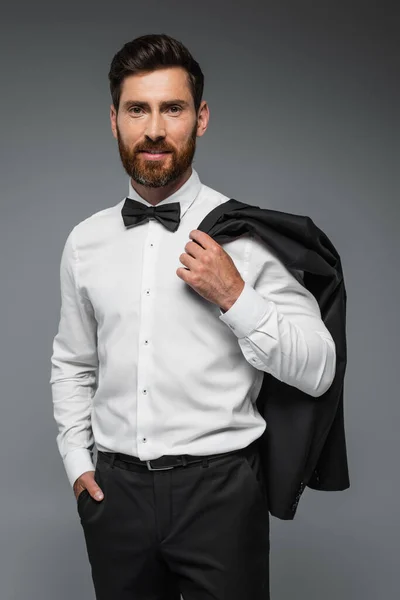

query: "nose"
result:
(145, 113), (166, 140)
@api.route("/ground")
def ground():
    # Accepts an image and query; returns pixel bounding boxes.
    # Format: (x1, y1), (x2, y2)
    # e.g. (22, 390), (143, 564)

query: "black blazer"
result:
(197, 199), (350, 520)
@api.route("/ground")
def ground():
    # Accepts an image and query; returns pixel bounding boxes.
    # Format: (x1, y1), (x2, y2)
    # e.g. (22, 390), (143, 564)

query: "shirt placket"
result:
(136, 217), (162, 458)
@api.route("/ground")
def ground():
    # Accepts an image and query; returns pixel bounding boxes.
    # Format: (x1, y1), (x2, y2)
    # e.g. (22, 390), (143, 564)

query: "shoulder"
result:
(69, 199), (125, 250)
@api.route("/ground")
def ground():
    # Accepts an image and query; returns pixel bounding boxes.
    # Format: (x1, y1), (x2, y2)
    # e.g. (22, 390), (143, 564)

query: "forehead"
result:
(120, 67), (191, 102)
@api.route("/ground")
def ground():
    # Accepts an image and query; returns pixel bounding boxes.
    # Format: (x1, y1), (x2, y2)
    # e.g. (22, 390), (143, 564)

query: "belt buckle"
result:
(146, 460), (175, 471)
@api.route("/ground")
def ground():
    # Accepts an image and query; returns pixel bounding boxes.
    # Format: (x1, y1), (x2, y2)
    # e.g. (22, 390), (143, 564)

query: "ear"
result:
(196, 100), (210, 138)
(110, 104), (117, 140)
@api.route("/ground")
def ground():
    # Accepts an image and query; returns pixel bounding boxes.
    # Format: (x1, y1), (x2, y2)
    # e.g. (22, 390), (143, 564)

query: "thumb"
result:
(88, 484), (104, 501)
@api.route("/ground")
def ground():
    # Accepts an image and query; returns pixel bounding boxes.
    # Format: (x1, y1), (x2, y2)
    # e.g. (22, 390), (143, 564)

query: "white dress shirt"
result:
(49, 167), (336, 488)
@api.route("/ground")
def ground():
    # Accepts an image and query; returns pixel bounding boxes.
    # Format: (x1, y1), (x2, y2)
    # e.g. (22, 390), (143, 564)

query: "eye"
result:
(128, 106), (182, 115)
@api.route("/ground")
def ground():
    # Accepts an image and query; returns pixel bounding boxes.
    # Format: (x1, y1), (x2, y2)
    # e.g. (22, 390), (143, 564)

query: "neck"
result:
(130, 166), (192, 206)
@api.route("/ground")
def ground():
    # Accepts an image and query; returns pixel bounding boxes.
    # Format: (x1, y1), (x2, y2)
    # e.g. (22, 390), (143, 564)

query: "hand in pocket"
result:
(73, 470), (104, 502)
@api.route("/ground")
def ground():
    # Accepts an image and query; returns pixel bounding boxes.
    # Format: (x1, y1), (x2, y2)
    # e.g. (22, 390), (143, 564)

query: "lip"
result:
(140, 151), (171, 160)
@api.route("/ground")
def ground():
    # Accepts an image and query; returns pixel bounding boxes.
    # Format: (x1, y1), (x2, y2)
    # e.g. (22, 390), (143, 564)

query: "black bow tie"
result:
(121, 197), (181, 232)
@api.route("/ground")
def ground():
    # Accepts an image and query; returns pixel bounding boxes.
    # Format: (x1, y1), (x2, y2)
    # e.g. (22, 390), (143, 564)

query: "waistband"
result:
(97, 438), (261, 472)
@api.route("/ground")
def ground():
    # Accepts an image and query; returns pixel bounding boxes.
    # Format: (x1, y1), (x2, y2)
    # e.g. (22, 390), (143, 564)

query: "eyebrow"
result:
(122, 99), (190, 111)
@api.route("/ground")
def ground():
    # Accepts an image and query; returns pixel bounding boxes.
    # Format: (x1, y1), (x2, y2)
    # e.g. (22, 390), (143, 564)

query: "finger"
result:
(189, 229), (217, 250)
(87, 485), (104, 501)
(179, 252), (195, 269)
(185, 240), (203, 258)
(176, 267), (189, 280)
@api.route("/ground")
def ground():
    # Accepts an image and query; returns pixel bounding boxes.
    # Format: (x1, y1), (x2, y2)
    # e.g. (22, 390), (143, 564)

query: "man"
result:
(50, 33), (337, 600)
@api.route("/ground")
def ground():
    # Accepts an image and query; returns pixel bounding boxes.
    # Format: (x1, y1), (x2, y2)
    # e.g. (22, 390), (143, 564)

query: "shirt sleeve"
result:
(49, 227), (98, 488)
(218, 234), (336, 398)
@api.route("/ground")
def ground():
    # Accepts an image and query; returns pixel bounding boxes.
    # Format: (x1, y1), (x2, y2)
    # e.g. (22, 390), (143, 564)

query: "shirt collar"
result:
(127, 167), (202, 220)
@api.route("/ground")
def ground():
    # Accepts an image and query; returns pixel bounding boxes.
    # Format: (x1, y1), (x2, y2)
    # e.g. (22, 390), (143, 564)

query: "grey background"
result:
(1, 1), (398, 598)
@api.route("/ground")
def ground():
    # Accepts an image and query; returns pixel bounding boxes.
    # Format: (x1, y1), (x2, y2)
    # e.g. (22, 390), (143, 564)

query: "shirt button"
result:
(143, 389), (147, 394)
(142, 438), (147, 443)
(144, 340), (149, 345)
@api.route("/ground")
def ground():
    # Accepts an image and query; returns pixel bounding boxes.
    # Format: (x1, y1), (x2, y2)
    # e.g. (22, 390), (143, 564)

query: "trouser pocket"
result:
(77, 457), (111, 521)
(240, 450), (268, 502)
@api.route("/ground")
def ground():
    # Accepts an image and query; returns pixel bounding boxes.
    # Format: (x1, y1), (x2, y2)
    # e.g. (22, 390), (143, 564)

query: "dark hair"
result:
(108, 33), (204, 115)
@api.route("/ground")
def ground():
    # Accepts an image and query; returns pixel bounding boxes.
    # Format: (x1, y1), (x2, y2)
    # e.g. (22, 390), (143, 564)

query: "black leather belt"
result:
(98, 438), (260, 472)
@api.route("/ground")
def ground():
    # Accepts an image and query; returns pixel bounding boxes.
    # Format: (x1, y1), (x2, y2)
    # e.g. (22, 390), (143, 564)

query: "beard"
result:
(116, 120), (198, 188)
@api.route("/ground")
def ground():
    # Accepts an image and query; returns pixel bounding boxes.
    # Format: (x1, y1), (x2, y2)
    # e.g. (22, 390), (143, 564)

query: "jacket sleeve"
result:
(218, 234), (336, 398)
(49, 227), (98, 488)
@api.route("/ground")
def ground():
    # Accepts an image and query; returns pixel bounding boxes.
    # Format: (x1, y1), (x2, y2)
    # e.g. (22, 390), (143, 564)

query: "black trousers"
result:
(76, 439), (270, 599)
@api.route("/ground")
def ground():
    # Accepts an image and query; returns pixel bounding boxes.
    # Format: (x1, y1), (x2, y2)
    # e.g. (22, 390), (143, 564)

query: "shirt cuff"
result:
(63, 448), (96, 488)
(218, 281), (274, 338)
